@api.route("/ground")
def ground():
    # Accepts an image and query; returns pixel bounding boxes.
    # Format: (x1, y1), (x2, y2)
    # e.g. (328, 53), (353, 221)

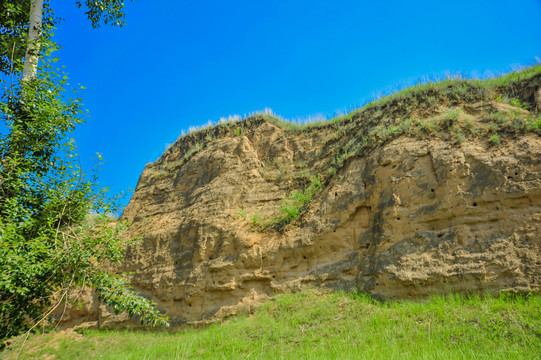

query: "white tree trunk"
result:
(22, 0), (44, 81)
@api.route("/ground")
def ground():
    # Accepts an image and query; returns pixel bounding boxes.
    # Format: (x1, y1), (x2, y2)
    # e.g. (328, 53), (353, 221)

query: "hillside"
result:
(58, 67), (541, 329)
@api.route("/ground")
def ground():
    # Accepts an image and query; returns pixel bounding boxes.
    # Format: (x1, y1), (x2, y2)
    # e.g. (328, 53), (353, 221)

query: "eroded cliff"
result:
(61, 70), (541, 328)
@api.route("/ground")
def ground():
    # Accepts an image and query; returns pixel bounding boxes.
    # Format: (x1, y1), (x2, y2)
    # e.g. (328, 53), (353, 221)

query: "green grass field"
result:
(5, 289), (540, 359)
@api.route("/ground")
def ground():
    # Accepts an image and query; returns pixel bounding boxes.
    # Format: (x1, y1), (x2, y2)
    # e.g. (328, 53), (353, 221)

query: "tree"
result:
(0, 0), (168, 344)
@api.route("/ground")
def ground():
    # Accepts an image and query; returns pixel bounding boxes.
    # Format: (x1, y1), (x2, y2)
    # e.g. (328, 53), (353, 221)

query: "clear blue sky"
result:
(53, 0), (541, 209)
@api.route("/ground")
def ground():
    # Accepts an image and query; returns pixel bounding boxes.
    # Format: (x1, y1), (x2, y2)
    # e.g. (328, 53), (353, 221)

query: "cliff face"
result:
(59, 73), (541, 328)
(116, 107), (541, 326)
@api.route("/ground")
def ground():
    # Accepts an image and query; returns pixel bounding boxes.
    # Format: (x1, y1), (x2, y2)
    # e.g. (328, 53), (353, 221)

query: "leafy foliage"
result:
(0, 0), (57, 77)
(75, 0), (133, 28)
(0, 0), (167, 344)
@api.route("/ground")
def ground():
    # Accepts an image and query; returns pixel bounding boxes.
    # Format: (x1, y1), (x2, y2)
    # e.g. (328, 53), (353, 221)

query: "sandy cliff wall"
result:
(113, 112), (541, 326)
(58, 74), (541, 328)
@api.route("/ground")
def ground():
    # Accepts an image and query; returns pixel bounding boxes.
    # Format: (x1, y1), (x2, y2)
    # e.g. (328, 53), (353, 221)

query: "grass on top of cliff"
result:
(5, 290), (540, 360)
(158, 63), (541, 149)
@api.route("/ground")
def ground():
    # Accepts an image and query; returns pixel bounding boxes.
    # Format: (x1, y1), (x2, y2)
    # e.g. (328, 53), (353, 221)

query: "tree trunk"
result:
(22, 0), (44, 82)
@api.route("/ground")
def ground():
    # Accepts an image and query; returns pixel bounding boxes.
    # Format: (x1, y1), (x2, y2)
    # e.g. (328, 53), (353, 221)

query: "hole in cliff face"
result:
(515, 172), (518, 176)
(496, 207), (499, 210)
(303, 256), (307, 260)
(431, 189), (435, 192)
(473, 202), (478, 207)
(507, 176), (513, 180)
(437, 233), (444, 238)
(272, 275), (276, 278)
(397, 217), (401, 220)
(335, 192), (338, 197)
(188, 303), (192, 307)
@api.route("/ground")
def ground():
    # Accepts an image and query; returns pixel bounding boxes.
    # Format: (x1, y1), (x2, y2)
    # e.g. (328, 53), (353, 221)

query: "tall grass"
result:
(5, 290), (540, 359)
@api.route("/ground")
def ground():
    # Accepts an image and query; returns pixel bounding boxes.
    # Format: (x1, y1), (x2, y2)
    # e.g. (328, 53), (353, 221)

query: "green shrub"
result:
(526, 116), (541, 133)
(490, 133), (501, 145)
(278, 176), (322, 224)
(251, 213), (263, 227)
(510, 98), (526, 108)
(487, 121), (499, 132)
(234, 127), (244, 137)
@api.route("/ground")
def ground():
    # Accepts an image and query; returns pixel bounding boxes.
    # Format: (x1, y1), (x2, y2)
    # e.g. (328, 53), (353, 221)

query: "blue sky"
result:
(53, 0), (541, 209)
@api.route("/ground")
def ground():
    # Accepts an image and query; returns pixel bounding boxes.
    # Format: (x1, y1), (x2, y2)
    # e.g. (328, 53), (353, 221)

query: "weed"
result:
(251, 213), (262, 227)
(512, 117), (527, 131)
(510, 98), (526, 108)
(526, 115), (541, 133)
(279, 192), (306, 223)
(446, 109), (461, 121)
(388, 125), (400, 134)
(327, 167), (337, 177)
(487, 121), (499, 132)
(489, 111), (507, 124)
(456, 130), (465, 144)
(464, 119), (477, 135)
(399, 117), (413, 132)
(236, 208), (247, 220)
(490, 133), (501, 145)
(234, 127), (244, 137)
(277, 176), (322, 225)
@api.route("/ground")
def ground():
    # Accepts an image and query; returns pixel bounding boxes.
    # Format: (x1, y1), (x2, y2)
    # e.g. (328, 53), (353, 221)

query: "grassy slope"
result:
(5, 290), (541, 359)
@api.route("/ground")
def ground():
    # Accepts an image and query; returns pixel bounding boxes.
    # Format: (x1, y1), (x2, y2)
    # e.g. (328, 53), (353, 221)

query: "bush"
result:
(278, 176), (322, 224)
(0, 57), (167, 346)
